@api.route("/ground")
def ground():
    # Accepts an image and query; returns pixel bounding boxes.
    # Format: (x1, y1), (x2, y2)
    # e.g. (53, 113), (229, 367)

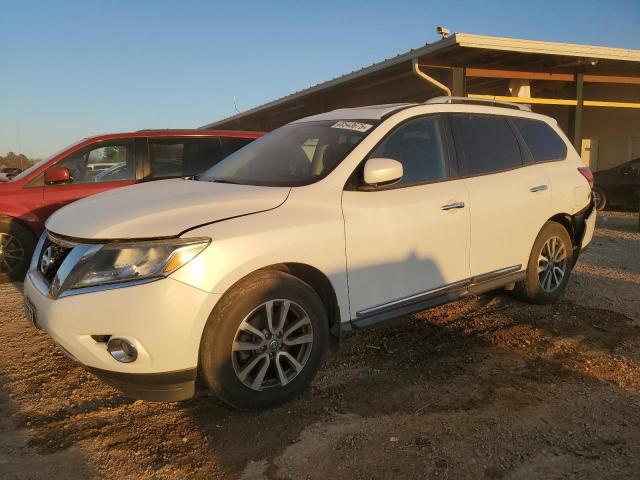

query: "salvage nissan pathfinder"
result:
(23, 98), (596, 410)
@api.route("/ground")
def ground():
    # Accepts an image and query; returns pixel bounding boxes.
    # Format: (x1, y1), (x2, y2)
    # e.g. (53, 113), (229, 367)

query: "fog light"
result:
(107, 338), (138, 363)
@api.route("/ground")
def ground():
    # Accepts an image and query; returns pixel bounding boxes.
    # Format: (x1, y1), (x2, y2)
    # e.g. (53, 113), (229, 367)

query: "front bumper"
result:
(88, 367), (197, 402)
(23, 273), (221, 401)
(571, 199), (596, 266)
(580, 203), (597, 250)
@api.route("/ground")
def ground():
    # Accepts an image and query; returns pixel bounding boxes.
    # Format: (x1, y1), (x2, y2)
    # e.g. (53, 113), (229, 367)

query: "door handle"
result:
(530, 185), (548, 192)
(441, 201), (465, 210)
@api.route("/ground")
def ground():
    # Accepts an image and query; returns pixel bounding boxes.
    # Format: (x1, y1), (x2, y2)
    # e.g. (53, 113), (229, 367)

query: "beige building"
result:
(203, 32), (640, 172)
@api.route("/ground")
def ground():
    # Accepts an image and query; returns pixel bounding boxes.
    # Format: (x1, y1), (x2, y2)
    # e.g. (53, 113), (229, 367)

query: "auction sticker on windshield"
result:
(331, 121), (373, 132)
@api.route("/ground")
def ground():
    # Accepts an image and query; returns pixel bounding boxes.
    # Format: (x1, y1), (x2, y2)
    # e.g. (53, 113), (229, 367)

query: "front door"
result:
(342, 115), (470, 318)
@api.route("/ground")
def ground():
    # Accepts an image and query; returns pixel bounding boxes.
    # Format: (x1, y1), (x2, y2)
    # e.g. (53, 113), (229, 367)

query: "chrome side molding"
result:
(356, 278), (470, 317)
(355, 264), (522, 318)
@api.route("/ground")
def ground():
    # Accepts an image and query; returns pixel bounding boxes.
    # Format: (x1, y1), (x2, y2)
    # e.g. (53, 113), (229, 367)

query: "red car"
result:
(0, 129), (262, 282)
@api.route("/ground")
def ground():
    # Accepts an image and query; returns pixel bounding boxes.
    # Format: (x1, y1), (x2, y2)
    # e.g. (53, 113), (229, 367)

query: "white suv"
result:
(24, 98), (596, 409)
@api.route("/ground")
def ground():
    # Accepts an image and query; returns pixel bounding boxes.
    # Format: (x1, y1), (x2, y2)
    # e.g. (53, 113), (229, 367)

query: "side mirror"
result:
(45, 166), (71, 185)
(363, 158), (403, 187)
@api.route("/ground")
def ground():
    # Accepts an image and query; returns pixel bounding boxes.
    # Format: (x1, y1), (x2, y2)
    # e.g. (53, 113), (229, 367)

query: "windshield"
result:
(198, 119), (378, 186)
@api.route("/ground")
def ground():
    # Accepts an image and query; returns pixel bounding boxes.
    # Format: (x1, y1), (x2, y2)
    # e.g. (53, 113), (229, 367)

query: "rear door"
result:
(450, 113), (551, 277)
(43, 140), (138, 218)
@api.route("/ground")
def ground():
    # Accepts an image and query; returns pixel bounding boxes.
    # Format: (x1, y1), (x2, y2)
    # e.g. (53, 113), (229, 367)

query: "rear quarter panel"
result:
(540, 123), (592, 216)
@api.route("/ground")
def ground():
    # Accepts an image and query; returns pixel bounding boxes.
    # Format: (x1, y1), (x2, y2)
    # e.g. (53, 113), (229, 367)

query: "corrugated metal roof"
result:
(201, 33), (640, 129)
(200, 35), (458, 129)
(455, 33), (640, 62)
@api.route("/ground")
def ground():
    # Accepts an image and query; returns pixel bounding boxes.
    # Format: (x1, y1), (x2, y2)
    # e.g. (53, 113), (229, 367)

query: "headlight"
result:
(68, 237), (210, 290)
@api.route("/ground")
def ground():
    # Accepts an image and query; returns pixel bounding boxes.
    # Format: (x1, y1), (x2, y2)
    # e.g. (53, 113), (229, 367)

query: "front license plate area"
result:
(24, 297), (39, 329)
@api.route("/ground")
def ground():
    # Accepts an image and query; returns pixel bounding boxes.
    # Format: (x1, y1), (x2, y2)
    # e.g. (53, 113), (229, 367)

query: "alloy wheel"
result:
(0, 233), (25, 275)
(232, 299), (314, 391)
(537, 235), (568, 293)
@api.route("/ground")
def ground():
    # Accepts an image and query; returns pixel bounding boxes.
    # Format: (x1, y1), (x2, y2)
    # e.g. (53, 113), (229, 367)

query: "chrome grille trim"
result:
(28, 230), (105, 299)
(46, 231), (79, 249)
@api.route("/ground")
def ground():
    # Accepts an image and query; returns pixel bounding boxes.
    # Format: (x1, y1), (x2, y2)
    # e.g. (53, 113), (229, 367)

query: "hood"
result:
(46, 179), (290, 239)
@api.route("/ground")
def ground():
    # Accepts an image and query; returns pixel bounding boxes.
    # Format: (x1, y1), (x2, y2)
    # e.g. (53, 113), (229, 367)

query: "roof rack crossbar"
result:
(425, 96), (531, 112)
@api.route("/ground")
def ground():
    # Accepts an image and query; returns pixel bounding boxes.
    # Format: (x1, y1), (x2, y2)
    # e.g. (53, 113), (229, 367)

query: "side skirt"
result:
(345, 266), (524, 332)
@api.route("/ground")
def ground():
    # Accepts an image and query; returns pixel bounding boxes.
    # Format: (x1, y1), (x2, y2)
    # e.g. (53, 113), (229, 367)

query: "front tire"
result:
(0, 219), (36, 283)
(199, 270), (329, 410)
(515, 221), (573, 304)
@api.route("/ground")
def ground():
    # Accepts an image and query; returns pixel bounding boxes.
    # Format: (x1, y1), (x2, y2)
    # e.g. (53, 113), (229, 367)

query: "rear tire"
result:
(593, 187), (607, 211)
(514, 221), (573, 304)
(0, 219), (36, 283)
(199, 270), (329, 410)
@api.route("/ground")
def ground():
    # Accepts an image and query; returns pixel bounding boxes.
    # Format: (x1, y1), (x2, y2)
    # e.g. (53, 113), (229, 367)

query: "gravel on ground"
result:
(1, 211), (639, 479)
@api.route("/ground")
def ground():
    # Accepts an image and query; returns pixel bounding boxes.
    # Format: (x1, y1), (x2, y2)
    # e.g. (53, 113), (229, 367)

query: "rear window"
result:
(450, 114), (524, 176)
(512, 118), (567, 163)
(221, 137), (254, 157)
(150, 138), (223, 178)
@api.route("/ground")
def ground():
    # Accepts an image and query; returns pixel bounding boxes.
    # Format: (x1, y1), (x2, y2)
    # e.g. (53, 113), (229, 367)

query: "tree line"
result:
(0, 152), (37, 170)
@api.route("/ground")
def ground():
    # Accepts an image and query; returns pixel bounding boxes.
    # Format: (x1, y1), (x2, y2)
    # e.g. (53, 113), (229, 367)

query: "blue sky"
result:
(1, 0), (639, 158)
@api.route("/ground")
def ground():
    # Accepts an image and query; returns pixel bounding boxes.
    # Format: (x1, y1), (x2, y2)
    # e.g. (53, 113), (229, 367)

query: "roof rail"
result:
(425, 96), (531, 112)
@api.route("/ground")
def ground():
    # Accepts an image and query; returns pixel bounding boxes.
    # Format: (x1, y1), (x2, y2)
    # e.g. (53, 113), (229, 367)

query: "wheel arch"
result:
(204, 261), (342, 339)
(0, 215), (38, 239)
(545, 208), (595, 267)
(547, 213), (575, 246)
(262, 263), (341, 337)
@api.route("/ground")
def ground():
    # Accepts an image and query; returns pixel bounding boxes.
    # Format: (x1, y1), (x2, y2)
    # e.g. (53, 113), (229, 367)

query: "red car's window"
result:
(150, 138), (225, 178)
(58, 143), (135, 184)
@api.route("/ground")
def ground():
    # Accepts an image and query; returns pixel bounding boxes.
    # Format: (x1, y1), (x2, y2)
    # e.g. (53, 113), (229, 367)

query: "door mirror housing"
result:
(45, 166), (71, 185)
(363, 158), (403, 187)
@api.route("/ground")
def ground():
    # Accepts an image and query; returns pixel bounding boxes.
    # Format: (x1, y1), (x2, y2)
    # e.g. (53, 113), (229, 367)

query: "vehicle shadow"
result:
(181, 292), (640, 478)
(3, 255), (640, 478)
(180, 257), (640, 477)
(0, 385), (95, 479)
(0, 281), (94, 479)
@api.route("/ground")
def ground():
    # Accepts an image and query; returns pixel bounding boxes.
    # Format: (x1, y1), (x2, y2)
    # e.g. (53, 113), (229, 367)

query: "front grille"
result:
(38, 236), (73, 283)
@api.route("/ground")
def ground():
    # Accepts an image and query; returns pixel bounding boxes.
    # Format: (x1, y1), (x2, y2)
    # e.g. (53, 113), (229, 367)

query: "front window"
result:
(368, 115), (448, 186)
(56, 143), (134, 184)
(198, 120), (378, 187)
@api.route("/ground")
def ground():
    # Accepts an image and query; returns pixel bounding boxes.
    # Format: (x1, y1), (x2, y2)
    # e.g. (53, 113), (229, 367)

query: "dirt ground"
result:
(1, 211), (639, 479)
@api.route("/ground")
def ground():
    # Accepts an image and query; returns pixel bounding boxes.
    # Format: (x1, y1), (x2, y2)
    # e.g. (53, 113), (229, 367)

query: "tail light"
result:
(578, 166), (594, 188)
